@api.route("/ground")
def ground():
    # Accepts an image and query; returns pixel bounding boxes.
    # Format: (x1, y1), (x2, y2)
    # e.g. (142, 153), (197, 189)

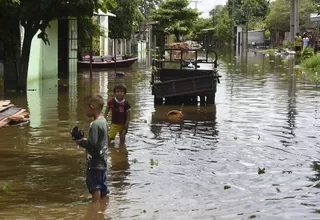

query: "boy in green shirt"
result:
(75, 93), (109, 202)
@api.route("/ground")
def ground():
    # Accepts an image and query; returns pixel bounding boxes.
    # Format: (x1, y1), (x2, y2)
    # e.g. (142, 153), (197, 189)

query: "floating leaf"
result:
(258, 167), (265, 174)
(3, 183), (11, 193)
(150, 159), (158, 166)
(132, 158), (138, 163)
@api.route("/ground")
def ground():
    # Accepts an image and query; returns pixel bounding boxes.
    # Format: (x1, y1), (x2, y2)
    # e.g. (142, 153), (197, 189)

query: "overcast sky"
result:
(190, 0), (228, 18)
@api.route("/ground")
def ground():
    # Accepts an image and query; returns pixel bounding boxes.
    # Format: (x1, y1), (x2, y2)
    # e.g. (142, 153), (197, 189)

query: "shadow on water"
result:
(1, 49), (320, 219)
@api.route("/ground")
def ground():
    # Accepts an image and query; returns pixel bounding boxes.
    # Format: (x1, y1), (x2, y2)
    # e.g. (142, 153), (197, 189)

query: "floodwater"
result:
(0, 51), (320, 220)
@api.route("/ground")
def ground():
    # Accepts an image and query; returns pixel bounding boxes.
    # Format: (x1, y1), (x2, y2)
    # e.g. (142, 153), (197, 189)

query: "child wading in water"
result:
(105, 84), (131, 145)
(75, 94), (109, 202)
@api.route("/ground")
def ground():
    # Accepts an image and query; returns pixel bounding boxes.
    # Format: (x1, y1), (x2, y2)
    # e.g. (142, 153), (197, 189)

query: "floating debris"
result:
(0, 100), (29, 128)
(258, 167), (265, 175)
(167, 110), (183, 120)
(150, 159), (158, 167)
(2, 183), (11, 193)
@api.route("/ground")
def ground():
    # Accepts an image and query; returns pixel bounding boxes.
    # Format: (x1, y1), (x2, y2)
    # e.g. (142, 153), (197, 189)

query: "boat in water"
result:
(78, 55), (138, 69)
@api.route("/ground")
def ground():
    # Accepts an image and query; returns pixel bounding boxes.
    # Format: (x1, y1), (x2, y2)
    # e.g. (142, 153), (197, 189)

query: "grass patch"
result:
(301, 53), (320, 71)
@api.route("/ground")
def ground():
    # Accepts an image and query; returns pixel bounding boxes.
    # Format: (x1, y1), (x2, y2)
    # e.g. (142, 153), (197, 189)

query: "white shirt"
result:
(303, 37), (309, 47)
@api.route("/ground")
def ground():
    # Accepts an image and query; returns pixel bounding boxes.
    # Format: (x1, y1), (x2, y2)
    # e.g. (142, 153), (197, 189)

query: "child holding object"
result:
(74, 93), (109, 202)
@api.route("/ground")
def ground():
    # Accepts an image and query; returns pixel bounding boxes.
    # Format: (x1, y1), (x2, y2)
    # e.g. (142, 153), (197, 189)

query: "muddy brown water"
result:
(0, 52), (320, 220)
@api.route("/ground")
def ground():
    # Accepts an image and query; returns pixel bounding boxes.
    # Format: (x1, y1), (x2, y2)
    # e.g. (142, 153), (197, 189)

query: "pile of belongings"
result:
(0, 100), (29, 128)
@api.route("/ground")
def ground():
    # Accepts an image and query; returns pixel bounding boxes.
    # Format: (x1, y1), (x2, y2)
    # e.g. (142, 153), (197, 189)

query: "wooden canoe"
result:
(78, 57), (138, 69)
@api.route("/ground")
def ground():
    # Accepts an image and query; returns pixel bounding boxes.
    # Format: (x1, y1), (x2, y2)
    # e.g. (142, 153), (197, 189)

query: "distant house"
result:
(247, 30), (265, 46)
(95, 10), (116, 56)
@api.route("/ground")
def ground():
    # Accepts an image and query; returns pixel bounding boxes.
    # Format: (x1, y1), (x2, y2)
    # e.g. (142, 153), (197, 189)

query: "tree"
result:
(1, 0), (116, 91)
(210, 5), (225, 26)
(265, 0), (316, 32)
(226, 0), (269, 26)
(192, 18), (213, 35)
(139, 0), (163, 17)
(77, 16), (104, 56)
(109, 0), (144, 39)
(150, 0), (199, 42)
(210, 5), (233, 46)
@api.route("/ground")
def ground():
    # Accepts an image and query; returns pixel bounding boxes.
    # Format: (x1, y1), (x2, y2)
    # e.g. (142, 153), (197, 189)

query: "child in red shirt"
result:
(105, 84), (131, 145)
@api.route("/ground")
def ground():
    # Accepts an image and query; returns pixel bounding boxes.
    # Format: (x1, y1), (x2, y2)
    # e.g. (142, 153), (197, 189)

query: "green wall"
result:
(27, 20), (58, 84)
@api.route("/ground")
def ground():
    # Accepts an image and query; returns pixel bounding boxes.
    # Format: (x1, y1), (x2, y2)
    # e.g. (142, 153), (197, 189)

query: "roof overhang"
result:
(310, 13), (320, 22)
(93, 9), (116, 17)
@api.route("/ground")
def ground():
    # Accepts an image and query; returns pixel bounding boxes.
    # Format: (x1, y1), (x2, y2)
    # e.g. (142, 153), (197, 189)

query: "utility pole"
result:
(290, 0), (299, 41)
(246, 4), (250, 51)
(191, 0), (201, 9)
(231, 0), (235, 48)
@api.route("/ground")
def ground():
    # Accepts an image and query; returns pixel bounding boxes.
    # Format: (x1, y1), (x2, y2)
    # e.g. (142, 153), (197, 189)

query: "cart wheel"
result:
(200, 95), (206, 105)
(206, 93), (215, 104)
(154, 96), (163, 105)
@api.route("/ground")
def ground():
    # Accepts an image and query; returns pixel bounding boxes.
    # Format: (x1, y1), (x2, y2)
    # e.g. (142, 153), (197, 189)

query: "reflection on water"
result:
(1, 51), (320, 220)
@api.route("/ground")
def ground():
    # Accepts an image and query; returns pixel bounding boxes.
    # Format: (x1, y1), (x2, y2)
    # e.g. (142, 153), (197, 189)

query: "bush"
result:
(301, 53), (320, 71)
(301, 47), (314, 59)
(282, 41), (294, 49)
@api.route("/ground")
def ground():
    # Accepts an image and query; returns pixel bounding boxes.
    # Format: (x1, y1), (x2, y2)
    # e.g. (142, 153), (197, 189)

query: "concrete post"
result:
(290, 0), (295, 41)
(295, 0), (299, 35)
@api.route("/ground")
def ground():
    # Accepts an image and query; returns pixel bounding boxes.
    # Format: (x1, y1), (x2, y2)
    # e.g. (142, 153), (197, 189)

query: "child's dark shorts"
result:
(86, 169), (109, 196)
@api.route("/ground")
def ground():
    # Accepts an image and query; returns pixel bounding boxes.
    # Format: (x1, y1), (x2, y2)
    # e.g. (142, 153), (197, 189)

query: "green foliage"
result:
(151, 0), (199, 42)
(209, 5), (225, 26)
(139, 0), (163, 17)
(265, 0), (290, 32)
(78, 17), (104, 54)
(265, 29), (271, 39)
(192, 18), (213, 35)
(150, 158), (158, 167)
(301, 53), (320, 70)
(0, 0), (116, 89)
(248, 16), (266, 30)
(109, 0), (144, 39)
(0, 0), (20, 5)
(265, 0), (316, 32)
(226, 0), (269, 26)
(282, 41), (294, 49)
(258, 167), (265, 174)
(2, 183), (11, 193)
(302, 47), (314, 59)
(210, 5), (233, 45)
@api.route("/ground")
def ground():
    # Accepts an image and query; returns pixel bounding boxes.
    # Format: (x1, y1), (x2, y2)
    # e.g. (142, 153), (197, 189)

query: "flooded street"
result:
(1, 51), (320, 220)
